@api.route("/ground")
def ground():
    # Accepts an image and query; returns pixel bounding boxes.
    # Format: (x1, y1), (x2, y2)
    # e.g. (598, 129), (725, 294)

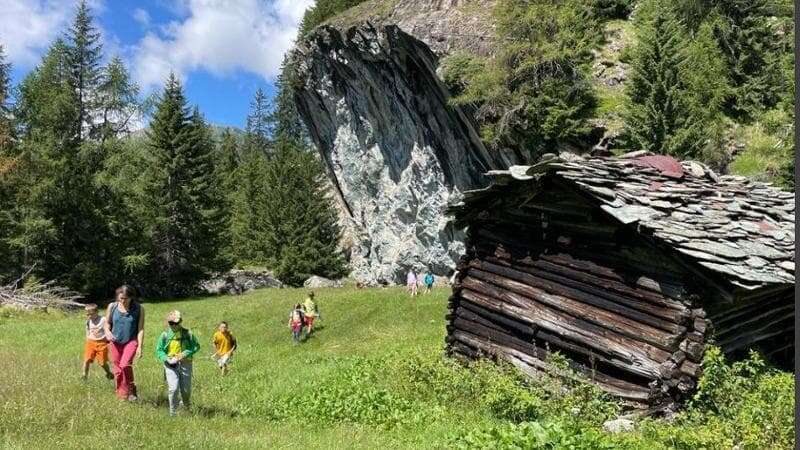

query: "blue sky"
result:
(0, 0), (312, 128)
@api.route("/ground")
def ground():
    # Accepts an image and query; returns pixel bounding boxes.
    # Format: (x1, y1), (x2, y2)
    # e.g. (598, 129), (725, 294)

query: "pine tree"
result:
(96, 56), (140, 141)
(245, 87), (273, 154)
(0, 44), (10, 147)
(66, 0), (103, 141)
(261, 140), (346, 286)
(272, 56), (308, 144)
(229, 148), (270, 264)
(144, 74), (228, 296)
(623, 3), (705, 157)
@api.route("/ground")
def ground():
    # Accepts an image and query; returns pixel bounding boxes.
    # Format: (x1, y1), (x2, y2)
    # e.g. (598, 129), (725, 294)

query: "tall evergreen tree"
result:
(96, 56), (140, 141)
(0, 44), (10, 148)
(144, 74), (228, 296)
(244, 87), (273, 154)
(272, 56), (309, 145)
(623, 3), (706, 157)
(67, 0), (103, 141)
(261, 140), (346, 286)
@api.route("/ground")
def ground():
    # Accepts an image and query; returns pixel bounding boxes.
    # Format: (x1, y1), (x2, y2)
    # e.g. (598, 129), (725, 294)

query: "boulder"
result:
(304, 276), (344, 289)
(293, 24), (525, 286)
(201, 270), (284, 295)
(602, 418), (635, 434)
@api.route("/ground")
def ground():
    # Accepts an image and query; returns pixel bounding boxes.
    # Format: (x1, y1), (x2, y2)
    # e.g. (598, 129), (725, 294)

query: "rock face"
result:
(201, 270), (284, 295)
(293, 24), (517, 285)
(326, 0), (498, 57)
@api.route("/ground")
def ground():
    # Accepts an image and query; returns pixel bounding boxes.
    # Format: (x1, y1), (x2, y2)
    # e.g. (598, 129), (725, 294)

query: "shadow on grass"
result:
(142, 394), (240, 418)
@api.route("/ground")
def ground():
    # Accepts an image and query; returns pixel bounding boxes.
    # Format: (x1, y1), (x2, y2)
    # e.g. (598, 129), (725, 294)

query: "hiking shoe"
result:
(105, 372), (114, 380)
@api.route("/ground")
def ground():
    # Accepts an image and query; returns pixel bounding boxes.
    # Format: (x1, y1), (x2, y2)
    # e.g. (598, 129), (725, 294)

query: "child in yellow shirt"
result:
(212, 321), (237, 376)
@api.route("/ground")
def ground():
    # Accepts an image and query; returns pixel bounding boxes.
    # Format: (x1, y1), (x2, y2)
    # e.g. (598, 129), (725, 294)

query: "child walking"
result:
(212, 321), (237, 376)
(424, 272), (435, 294)
(155, 310), (200, 416)
(407, 269), (418, 296)
(302, 292), (319, 336)
(82, 304), (113, 380)
(289, 304), (305, 344)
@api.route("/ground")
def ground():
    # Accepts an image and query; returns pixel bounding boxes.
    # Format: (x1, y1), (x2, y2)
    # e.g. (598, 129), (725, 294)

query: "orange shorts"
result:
(84, 339), (109, 365)
(305, 316), (315, 327)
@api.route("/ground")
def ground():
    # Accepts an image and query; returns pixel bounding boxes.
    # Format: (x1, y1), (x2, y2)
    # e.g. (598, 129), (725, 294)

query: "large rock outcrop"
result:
(325, 0), (498, 57)
(293, 24), (516, 284)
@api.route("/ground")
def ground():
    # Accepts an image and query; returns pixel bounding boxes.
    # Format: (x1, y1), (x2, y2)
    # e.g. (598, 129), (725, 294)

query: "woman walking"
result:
(104, 285), (145, 401)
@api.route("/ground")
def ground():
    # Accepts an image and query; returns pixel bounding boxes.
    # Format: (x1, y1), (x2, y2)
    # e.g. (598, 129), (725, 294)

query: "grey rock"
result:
(294, 24), (523, 285)
(603, 418), (635, 434)
(304, 276), (344, 289)
(201, 270), (284, 295)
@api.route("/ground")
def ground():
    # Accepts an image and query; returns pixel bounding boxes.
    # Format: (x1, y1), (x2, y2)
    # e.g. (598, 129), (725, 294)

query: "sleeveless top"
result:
(110, 301), (140, 344)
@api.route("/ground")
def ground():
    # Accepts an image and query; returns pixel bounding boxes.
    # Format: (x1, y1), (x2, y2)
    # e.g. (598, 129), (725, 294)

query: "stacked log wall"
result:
(446, 187), (712, 408)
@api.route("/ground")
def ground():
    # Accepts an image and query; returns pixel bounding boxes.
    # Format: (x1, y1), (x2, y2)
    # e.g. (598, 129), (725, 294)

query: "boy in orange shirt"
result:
(211, 321), (237, 376)
(82, 303), (113, 380)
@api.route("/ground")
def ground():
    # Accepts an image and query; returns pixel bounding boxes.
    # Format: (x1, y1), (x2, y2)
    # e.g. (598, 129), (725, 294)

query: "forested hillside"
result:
(0, 2), (346, 298)
(296, 0), (795, 188)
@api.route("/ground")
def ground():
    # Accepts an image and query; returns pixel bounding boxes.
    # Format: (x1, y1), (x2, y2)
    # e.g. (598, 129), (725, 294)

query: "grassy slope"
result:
(0, 287), (793, 449)
(0, 287), (453, 449)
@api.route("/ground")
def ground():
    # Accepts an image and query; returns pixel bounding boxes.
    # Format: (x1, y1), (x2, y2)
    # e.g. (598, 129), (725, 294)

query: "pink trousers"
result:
(109, 340), (138, 399)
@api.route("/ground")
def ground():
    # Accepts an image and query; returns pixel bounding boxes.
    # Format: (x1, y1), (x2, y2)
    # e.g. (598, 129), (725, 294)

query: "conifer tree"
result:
(67, 0), (103, 141)
(271, 56), (308, 144)
(261, 140), (346, 286)
(245, 87), (273, 154)
(144, 74), (228, 295)
(623, 4), (704, 156)
(96, 56), (140, 141)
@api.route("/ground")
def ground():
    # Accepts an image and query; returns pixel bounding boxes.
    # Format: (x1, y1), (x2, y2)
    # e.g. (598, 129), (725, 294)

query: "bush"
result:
(452, 421), (619, 450)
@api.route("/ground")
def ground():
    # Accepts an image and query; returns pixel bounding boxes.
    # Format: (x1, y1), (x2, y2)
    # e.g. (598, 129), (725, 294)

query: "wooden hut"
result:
(445, 152), (795, 409)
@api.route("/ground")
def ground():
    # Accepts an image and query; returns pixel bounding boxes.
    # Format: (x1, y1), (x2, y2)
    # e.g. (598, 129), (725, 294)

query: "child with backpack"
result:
(82, 303), (114, 381)
(155, 310), (200, 416)
(288, 304), (305, 344)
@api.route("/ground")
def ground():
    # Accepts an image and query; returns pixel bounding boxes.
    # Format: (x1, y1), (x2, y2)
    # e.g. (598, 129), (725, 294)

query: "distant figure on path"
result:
(289, 304), (305, 344)
(406, 269), (418, 296)
(212, 321), (237, 376)
(82, 303), (113, 381)
(303, 291), (319, 336)
(104, 285), (145, 401)
(155, 310), (200, 416)
(423, 272), (435, 294)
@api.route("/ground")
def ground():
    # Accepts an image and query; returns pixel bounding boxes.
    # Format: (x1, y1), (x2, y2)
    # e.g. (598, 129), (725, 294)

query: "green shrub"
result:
(299, 0), (370, 37)
(452, 420), (619, 450)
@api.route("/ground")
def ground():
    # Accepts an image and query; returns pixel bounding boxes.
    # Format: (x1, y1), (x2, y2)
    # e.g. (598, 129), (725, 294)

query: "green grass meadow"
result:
(0, 287), (451, 449)
(0, 287), (794, 449)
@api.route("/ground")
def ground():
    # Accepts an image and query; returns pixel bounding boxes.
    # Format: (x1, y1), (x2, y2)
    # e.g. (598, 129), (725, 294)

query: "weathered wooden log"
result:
(465, 267), (682, 351)
(458, 285), (668, 378)
(475, 238), (689, 301)
(452, 330), (652, 403)
(473, 258), (689, 333)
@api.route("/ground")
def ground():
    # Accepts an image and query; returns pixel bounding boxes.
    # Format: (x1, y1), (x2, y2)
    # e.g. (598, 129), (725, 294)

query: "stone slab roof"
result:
(452, 152), (795, 291)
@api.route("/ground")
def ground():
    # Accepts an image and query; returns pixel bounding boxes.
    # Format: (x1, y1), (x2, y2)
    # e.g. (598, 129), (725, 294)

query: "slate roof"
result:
(451, 152), (795, 291)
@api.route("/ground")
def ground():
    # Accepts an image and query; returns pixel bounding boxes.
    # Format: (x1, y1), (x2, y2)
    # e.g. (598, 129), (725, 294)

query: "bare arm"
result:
(104, 304), (115, 341)
(135, 305), (145, 358)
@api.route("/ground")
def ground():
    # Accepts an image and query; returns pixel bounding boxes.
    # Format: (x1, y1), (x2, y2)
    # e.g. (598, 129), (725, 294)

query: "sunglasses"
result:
(168, 321), (180, 326)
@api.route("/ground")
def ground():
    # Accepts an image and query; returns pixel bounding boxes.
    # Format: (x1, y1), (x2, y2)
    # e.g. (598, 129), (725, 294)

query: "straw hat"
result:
(166, 310), (182, 323)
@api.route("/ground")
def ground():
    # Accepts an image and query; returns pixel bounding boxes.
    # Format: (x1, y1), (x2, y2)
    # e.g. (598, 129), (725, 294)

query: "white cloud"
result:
(132, 8), (151, 28)
(132, 0), (313, 91)
(0, 0), (105, 67)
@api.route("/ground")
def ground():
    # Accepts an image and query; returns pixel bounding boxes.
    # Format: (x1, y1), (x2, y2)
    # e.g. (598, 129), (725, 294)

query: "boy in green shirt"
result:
(155, 310), (200, 416)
